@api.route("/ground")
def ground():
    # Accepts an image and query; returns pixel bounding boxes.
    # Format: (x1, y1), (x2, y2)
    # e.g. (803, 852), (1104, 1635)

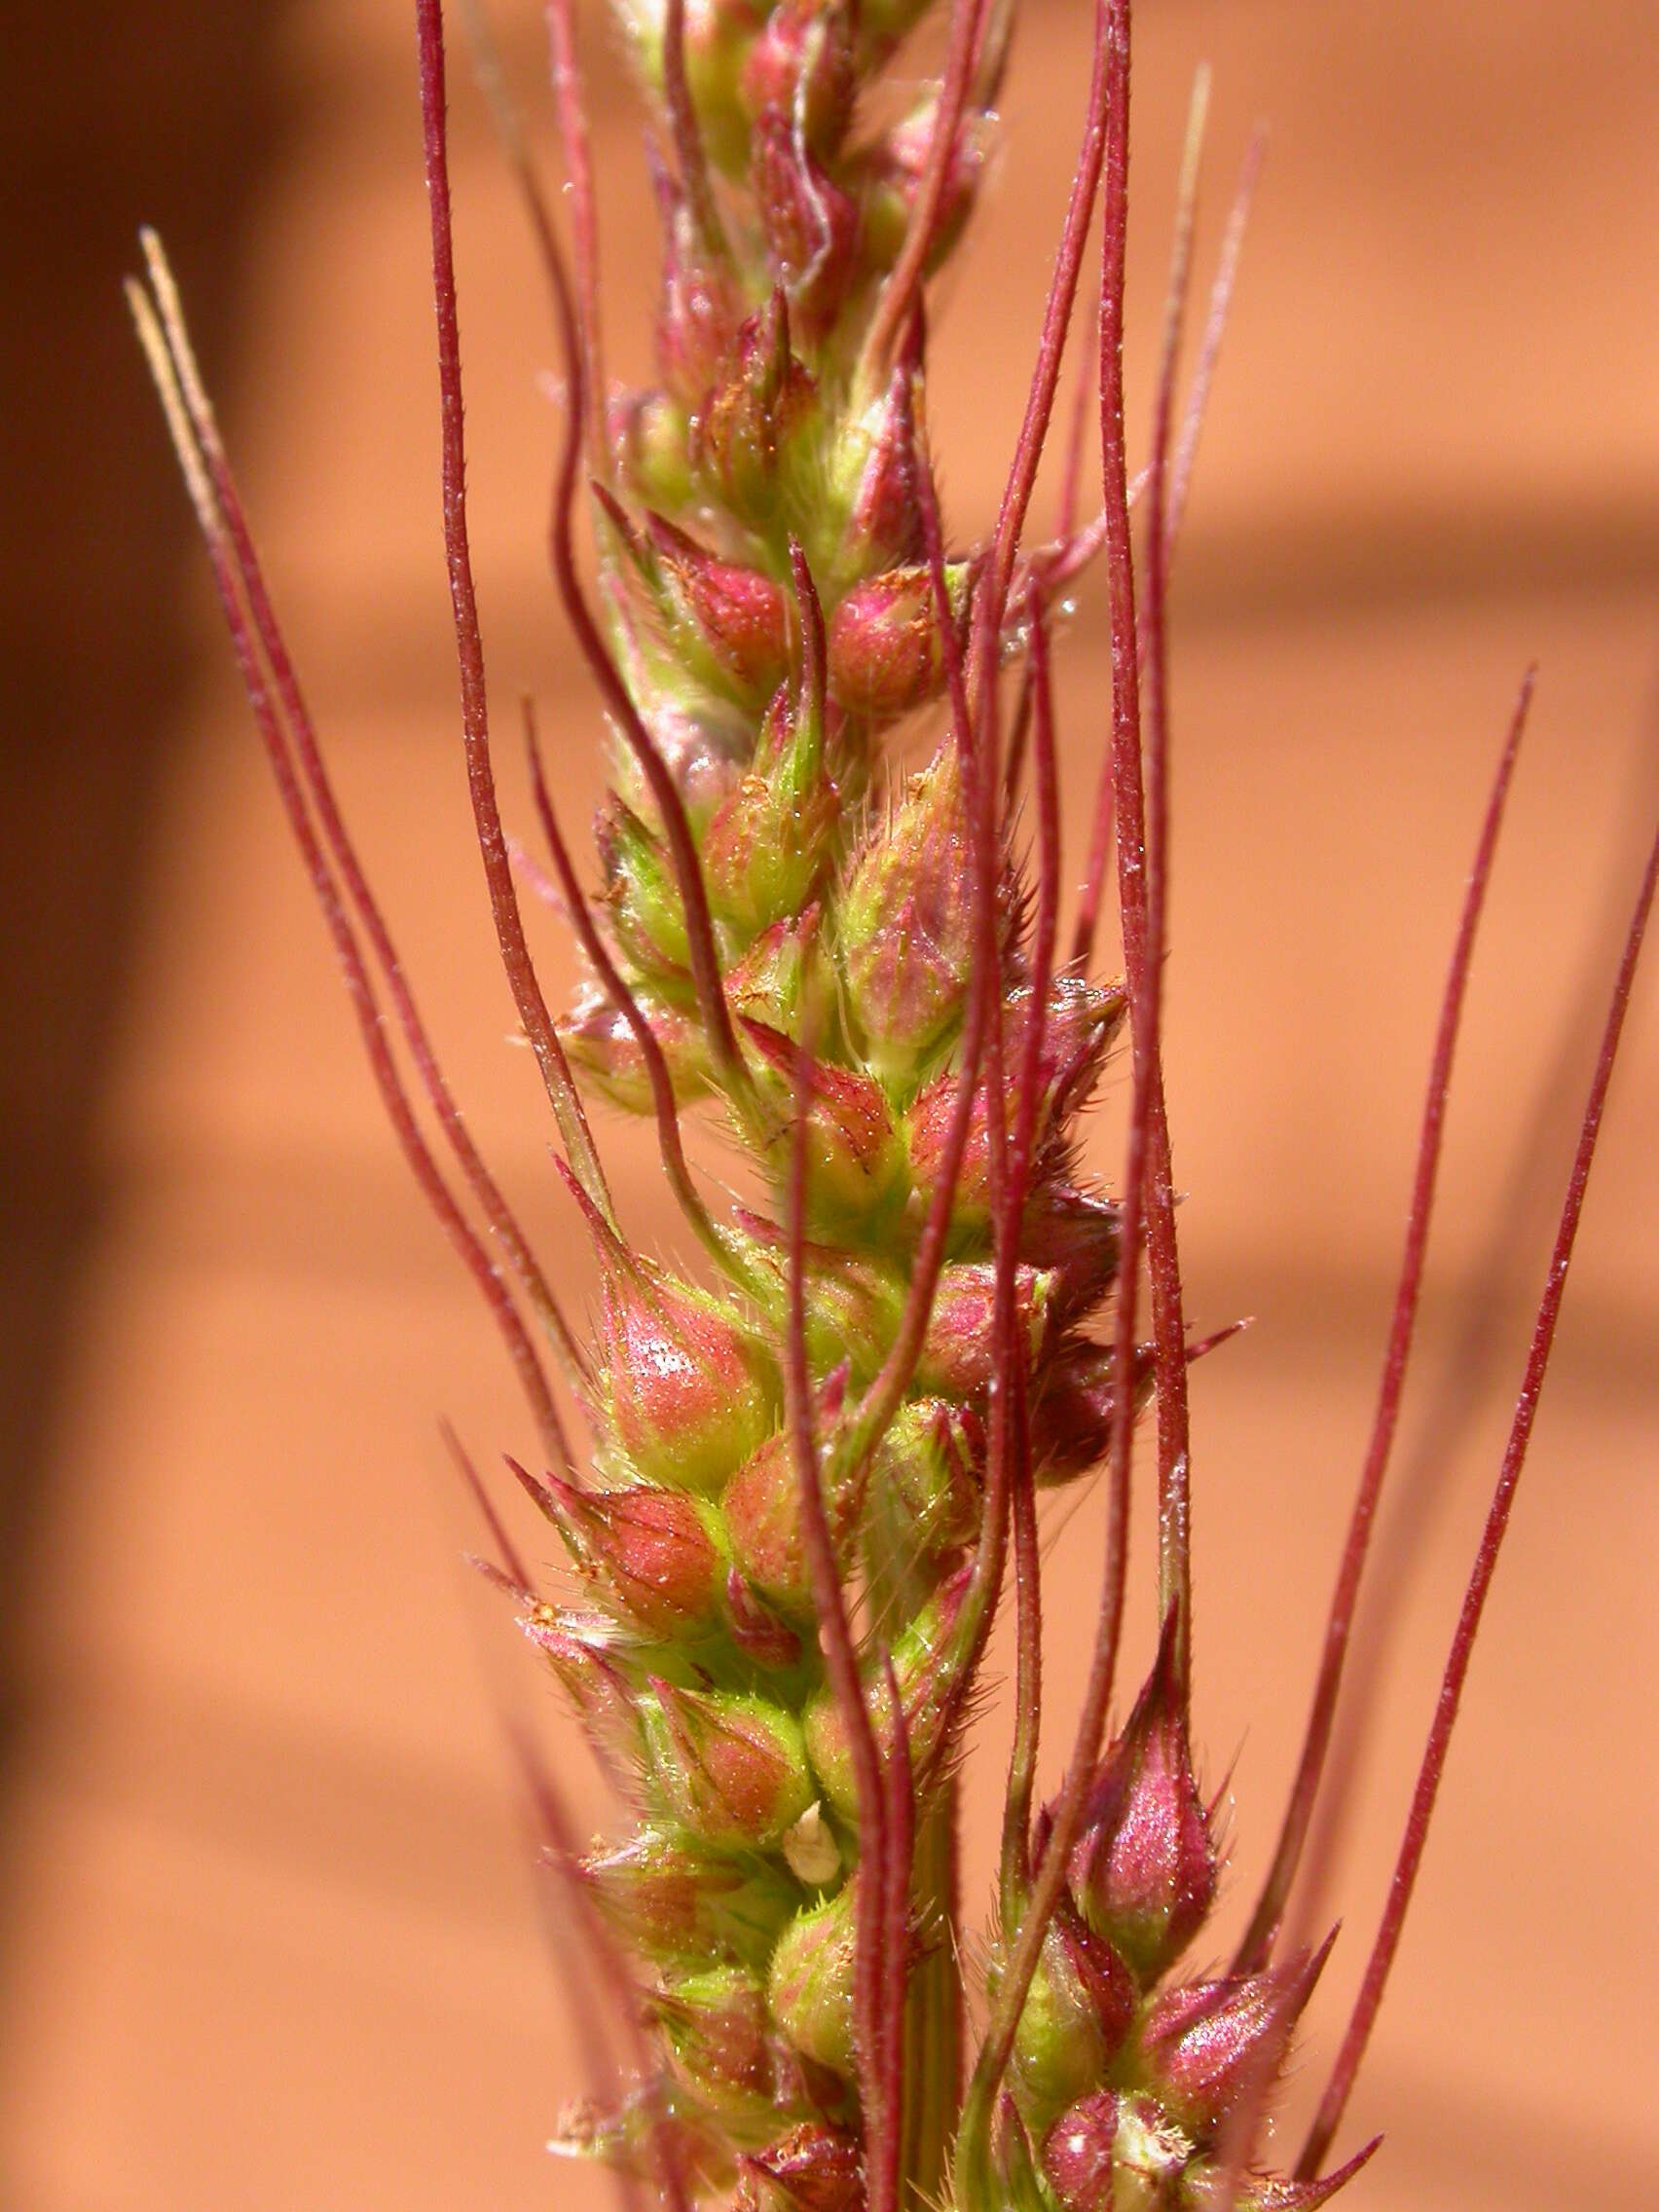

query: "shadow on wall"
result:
(0, 0), (289, 1882)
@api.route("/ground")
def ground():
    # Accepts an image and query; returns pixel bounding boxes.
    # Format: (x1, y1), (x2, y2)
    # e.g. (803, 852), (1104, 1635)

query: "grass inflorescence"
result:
(129, 3), (1655, 2208)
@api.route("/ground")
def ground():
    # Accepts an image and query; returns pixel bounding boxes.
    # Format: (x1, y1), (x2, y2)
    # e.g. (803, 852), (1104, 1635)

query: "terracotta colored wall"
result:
(2, 5), (1655, 2207)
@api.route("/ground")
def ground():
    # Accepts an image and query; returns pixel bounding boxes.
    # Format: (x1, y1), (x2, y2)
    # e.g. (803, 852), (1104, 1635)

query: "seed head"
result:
(1138, 1934), (1336, 2142)
(652, 1964), (778, 2113)
(915, 1260), (1055, 1400)
(868, 1396), (983, 1563)
(766, 1877), (861, 2079)
(1068, 1609), (1220, 1978)
(754, 109), (861, 340)
(740, 2), (857, 158)
(826, 562), (974, 725)
(141, 2), (1591, 2203)
(721, 1378), (858, 1616)
(694, 291), (818, 530)
(565, 1164), (777, 1492)
(1008, 1900), (1136, 2124)
(743, 1019), (905, 1230)
(645, 1678), (816, 1849)
(838, 739), (976, 1083)
(579, 1827), (794, 1972)
(542, 1469), (729, 1640)
(703, 688), (840, 937)
(803, 1558), (974, 1818)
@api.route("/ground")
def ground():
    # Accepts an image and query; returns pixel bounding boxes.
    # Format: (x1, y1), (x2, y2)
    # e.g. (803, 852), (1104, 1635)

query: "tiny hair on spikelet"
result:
(129, 2), (1655, 2209)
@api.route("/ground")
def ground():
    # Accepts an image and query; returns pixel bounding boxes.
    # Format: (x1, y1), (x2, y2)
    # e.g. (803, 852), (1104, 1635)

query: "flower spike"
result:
(133, 6), (1647, 2208)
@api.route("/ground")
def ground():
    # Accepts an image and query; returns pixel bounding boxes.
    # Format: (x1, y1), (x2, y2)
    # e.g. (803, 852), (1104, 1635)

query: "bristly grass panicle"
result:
(129, 3), (1655, 2209)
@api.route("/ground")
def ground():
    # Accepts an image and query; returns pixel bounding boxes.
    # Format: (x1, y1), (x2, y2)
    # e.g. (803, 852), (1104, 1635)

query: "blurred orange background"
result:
(2, 3), (1655, 2207)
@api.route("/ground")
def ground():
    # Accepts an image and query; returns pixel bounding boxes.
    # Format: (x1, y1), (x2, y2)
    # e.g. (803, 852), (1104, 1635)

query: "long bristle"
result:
(1299, 809), (1658, 2181)
(1237, 667), (1536, 1978)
